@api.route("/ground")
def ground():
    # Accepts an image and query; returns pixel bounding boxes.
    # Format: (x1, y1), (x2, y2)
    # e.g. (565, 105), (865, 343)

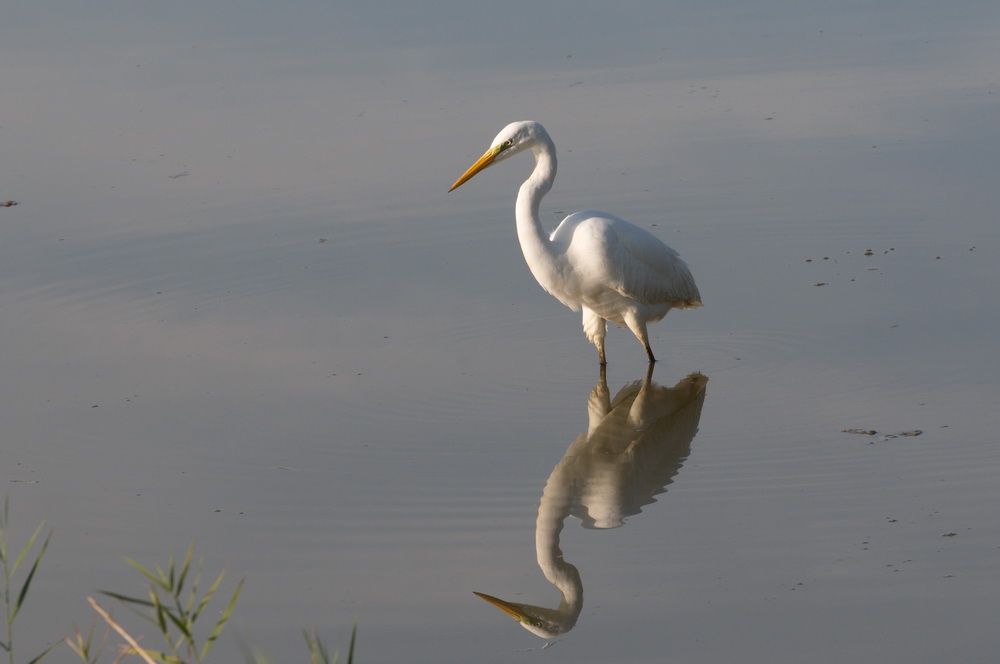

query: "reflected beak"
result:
(473, 591), (531, 623)
(449, 147), (498, 192)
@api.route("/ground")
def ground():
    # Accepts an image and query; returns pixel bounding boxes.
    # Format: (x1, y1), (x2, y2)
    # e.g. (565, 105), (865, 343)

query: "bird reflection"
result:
(475, 367), (708, 637)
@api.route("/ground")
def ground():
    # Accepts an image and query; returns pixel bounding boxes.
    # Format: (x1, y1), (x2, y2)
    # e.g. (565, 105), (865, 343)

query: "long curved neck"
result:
(535, 457), (583, 617)
(515, 138), (559, 284)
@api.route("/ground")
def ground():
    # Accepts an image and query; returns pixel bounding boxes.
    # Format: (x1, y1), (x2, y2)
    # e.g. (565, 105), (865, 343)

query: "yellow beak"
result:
(449, 147), (499, 192)
(473, 591), (531, 623)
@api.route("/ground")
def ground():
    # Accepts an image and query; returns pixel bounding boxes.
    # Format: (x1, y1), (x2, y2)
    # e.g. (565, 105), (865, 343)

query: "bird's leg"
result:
(582, 309), (607, 365)
(624, 314), (656, 363)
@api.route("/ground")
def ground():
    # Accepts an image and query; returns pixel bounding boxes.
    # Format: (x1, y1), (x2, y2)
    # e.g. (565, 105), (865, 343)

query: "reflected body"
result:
(450, 121), (701, 363)
(475, 368), (708, 637)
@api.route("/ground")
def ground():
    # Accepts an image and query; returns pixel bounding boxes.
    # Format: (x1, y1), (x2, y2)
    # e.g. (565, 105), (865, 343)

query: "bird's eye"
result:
(503, 140), (514, 148)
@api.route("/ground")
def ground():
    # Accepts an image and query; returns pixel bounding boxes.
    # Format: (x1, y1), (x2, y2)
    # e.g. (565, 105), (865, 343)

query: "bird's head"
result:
(449, 121), (549, 191)
(473, 590), (578, 638)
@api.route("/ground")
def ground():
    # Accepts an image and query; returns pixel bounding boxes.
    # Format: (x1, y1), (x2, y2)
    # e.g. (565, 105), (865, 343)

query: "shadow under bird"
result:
(450, 121), (701, 364)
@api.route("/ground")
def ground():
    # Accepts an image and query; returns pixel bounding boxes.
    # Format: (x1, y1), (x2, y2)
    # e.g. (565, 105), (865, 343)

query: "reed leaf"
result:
(10, 531), (51, 624)
(9, 521), (47, 580)
(62, 623), (97, 662)
(199, 577), (243, 660)
(98, 590), (155, 610)
(303, 628), (329, 664)
(122, 557), (170, 591)
(190, 570), (225, 624)
(175, 543), (196, 599)
(23, 642), (56, 664)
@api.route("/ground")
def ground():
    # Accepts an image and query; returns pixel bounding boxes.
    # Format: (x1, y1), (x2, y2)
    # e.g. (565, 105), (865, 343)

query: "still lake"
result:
(2, 2), (999, 662)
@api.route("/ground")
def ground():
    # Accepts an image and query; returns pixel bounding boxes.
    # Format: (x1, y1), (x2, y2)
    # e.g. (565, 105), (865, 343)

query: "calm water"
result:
(2, 2), (999, 662)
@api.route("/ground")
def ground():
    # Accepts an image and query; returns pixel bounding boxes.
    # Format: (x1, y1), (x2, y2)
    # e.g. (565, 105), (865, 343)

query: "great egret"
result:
(474, 368), (709, 636)
(450, 121), (701, 364)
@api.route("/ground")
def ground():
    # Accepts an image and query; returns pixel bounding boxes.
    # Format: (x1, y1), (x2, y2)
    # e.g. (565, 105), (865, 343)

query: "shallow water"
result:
(2, 2), (999, 662)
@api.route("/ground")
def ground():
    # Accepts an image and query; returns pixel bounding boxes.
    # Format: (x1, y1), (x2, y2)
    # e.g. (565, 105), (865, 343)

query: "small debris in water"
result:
(942, 532), (957, 537)
(812, 282), (828, 287)
(843, 428), (924, 441)
(1, 200), (18, 207)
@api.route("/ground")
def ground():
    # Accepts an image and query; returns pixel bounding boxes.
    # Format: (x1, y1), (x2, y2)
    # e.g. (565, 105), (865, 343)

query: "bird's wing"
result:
(613, 220), (701, 306)
(560, 213), (701, 307)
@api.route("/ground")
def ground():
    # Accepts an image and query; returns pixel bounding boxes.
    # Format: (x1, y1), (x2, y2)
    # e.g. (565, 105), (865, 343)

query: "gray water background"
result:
(2, 1), (999, 662)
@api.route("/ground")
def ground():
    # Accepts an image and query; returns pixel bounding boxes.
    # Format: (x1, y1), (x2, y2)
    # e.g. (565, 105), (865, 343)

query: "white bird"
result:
(450, 121), (701, 364)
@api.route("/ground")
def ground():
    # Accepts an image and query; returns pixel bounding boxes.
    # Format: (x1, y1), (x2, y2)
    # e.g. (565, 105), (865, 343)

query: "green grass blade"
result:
(98, 590), (156, 609)
(163, 609), (192, 642)
(62, 622), (96, 661)
(304, 628), (330, 664)
(151, 590), (194, 649)
(158, 561), (172, 589)
(10, 521), (47, 578)
(175, 543), (196, 597)
(346, 621), (357, 664)
(199, 577), (243, 660)
(0, 494), (9, 563)
(150, 587), (174, 639)
(190, 570), (225, 623)
(24, 641), (56, 664)
(122, 557), (170, 590)
(9, 530), (51, 624)
(131, 648), (177, 664)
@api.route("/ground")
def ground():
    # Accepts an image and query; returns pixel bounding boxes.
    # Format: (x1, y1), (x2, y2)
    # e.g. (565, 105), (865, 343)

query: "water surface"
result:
(2, 2), (999, 662)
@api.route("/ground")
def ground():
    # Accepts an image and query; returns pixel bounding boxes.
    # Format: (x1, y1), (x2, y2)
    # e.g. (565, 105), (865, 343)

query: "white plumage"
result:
(450, 121), (701, 363)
